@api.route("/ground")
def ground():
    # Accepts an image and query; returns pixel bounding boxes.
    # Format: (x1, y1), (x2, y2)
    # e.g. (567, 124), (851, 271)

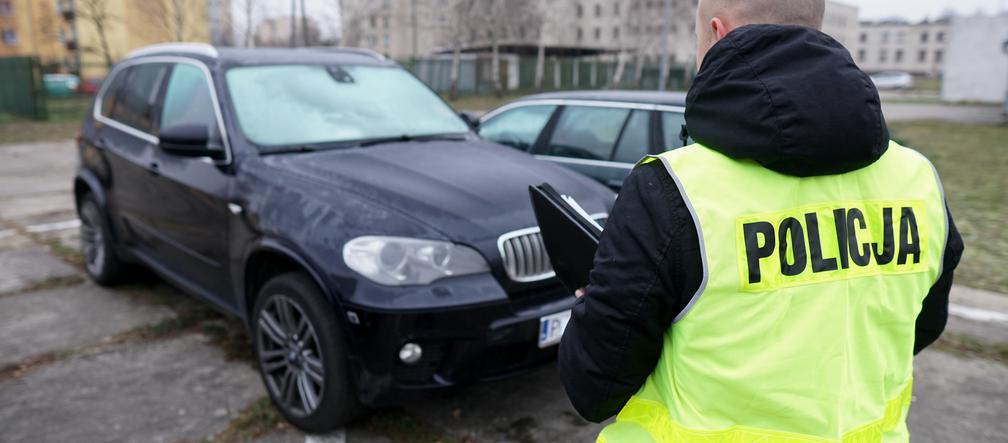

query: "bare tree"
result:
(441, 0), (478, 100)
(77, 0), (116, 69)
(471, 0), (539, 97)
(239, 0), (259, 47)
(533, 2), (574, 90)
(135, 0), (200, 42)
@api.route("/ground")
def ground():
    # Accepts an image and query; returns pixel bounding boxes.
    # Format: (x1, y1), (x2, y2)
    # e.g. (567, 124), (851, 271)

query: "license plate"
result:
(538, 310), (572, 348)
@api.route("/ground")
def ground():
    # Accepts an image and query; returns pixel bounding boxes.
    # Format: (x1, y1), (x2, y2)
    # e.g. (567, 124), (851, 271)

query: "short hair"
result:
(699, 0), (826, 30)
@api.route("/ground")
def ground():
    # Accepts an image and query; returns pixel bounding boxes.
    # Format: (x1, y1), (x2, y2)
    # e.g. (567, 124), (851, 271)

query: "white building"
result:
(854, 18), (950, 76)
(942, 13), (1008, 104)
(822, 1), (859, 50)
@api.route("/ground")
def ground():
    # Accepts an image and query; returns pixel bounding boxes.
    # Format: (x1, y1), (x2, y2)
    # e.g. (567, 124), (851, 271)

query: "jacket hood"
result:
(685, 25), (889, 177)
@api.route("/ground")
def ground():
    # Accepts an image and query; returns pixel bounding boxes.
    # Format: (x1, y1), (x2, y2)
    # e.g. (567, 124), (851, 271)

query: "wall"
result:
(942, 14), (1008, 103)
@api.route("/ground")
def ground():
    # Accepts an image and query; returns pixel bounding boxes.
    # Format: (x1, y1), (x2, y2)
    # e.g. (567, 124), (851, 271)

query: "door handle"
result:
(147, 161), (161, 176)
(94, 138), (108, 149)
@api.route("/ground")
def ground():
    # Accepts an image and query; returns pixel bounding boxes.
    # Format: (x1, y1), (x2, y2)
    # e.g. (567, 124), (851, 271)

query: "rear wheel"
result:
(252, 272), (364, 432)
(78, 194), (125, 285)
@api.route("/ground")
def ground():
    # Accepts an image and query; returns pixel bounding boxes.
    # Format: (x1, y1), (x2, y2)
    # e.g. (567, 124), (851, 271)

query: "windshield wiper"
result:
(357, 133), (468, 147)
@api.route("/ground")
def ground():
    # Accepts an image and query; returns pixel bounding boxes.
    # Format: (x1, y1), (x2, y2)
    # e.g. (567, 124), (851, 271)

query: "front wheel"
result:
(252, 272), (365, 432)
(78, 194), (125, 285)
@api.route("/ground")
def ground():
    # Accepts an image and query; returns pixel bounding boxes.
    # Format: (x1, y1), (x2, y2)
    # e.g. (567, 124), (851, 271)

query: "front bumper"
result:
(341, 273), (574, 406)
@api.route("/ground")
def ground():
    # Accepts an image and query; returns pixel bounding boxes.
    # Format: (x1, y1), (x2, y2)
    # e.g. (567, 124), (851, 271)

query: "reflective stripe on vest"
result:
(599, 142), (947, 443)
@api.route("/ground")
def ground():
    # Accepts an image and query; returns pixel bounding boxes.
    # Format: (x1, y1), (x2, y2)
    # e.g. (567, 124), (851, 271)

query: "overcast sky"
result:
(842, 0), (1007, 21)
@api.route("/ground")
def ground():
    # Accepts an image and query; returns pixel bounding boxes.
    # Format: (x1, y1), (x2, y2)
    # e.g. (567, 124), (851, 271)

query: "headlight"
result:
(342, 236), (490, 286)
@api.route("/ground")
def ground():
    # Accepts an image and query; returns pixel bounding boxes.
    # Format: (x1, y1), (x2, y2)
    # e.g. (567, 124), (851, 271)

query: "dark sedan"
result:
(73, 43), (614, 432)
(478, 90), (690, 189)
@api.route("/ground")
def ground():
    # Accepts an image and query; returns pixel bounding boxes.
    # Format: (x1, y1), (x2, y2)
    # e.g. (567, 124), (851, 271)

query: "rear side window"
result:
(544, 106), (630, 161)
(661, 111), (688, 150)
(161, 63), (219, 141)
(109, 63), (169, 134)
(612, 110), (650, 163)
(478, 105), (556, 151)
(99, 69), (131, 118)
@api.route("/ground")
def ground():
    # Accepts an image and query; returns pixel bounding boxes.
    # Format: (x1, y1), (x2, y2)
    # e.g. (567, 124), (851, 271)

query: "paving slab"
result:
(909, 350), (1008, 442)
(402, 364), (604, 443)
(0, 231), (35, 251)
(0, 193), (76, 221)
(0, 334), (265, 443)
(0, 283), (174, 367)
(0, 246), (79, 295)
(251, 428), (394, 443)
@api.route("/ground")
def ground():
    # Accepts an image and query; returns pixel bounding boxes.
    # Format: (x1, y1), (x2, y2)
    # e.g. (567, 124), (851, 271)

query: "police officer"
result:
(558, 0), (965, 441)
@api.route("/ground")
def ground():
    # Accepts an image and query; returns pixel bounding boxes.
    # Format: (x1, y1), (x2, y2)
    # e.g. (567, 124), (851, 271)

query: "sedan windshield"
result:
(225, 64), (470, 149)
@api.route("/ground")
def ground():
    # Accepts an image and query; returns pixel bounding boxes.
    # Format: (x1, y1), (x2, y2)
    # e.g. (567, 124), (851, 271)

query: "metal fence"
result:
(408, 54), (691, 95)
(0, 56), (48, 120)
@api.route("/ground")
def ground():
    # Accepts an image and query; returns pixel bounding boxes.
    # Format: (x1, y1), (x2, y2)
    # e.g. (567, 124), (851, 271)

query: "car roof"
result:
(125, 43), (396, 68)
(512, 90), (687, 106)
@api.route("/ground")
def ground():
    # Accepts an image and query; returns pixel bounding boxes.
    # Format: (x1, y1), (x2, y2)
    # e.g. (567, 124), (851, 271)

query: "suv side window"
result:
(544, 106), (630, 161)
(478, 105), (556, 151)
(110, 63), (169, 134)
(161, 63), (219, 142)
(99, 68), (131, 118)
(661, 111), (688, 150)
(612, 110), (650, 163)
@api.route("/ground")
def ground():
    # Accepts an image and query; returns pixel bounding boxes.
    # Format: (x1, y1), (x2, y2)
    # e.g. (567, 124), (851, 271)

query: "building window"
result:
(934, 50), (943, 63)
(383, 35), (389, 47)
(382, 16), (389, 29)
(936, 31), (945, 42)
(577, 27), (583, 42)
(858, 49), (866, 62)
(918, 50), (927, 62)
(881, 31), (889, 44)
(576, 3), (583, 17)
(595, 3), (601, 17)
(613, 27), (619, 39)
(614, 3), (620, 15)
(0, 1), (11, 16)
(920, 32), (929, 43)
(1, 29), (15, 45)
(369, 15), (376, 28)
(594, 27), (601, 40)
(895, 49), (903, 63)
(895, 31), (904, 44)
(879, 49), (888, 63)
(859, 32), (867, 43)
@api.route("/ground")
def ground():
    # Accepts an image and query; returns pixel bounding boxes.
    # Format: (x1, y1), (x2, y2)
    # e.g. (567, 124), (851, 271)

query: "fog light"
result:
(399, 342), (423, 364)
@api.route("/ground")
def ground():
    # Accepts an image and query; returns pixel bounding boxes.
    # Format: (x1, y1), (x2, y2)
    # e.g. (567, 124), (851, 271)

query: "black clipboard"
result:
(529, 183), (602, 293)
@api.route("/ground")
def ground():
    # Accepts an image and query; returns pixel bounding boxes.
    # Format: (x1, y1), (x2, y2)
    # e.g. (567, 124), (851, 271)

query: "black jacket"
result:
(558, 25), (965, 423)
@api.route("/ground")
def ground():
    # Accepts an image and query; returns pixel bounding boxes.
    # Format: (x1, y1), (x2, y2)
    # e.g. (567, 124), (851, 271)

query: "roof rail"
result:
(303, 46), (387, 61)
(127, 43), (219, 59)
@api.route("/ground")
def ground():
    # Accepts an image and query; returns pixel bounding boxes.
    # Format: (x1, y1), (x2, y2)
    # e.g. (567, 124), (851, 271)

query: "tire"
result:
(252, 272), (365, 432)
(78, 194), (125, 285)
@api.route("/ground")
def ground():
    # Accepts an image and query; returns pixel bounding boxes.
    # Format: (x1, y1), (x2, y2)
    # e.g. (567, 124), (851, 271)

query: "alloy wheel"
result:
(257, 294), (325, 417)
(79, 204), (106, 277)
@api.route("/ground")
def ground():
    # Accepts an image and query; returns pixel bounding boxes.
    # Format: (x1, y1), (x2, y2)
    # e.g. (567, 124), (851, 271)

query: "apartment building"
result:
(853, 18), (949, 76)
(342, 0), (856, 68)
(942, 13), (1008, 104)
(0, 0), (73, 67)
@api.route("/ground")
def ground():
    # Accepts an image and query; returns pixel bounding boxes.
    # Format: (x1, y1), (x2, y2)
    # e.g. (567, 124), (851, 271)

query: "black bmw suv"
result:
(74, 43), (614, 431)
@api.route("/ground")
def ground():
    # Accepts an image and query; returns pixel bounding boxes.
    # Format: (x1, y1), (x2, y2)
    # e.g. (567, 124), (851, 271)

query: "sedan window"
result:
(544, 106), (630, 161)
(478, 105), (556, 151)
(661, 111), (688, 150)
(612, 110), (650, 164)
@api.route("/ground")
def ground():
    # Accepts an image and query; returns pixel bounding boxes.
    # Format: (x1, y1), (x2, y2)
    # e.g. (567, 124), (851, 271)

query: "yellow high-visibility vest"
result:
(599, 142), (948, 442)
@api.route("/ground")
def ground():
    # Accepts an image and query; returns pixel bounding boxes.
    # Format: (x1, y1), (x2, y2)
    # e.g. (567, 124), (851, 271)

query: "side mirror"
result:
(158, 123), (224, 159)
(458, 111), (481, 130)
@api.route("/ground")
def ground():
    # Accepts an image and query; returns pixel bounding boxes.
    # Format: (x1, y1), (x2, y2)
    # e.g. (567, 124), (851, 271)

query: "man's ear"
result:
(710, 17), (731, 41)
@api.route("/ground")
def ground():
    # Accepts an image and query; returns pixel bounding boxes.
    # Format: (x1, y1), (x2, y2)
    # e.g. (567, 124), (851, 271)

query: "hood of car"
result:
(263, 139), (615, 244)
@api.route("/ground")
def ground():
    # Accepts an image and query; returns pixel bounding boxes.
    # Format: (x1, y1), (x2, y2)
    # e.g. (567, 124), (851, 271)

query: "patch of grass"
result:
(366, 409), (455, 443)
(0, 96), (90, 144)
(888, 121), (1008, 295)
(47, 238), (84, 269)
(207, 397), (288, 443)
(933, 333), (1008, 364)
(443, 93), (526, 112)
(0, 274), (85, 297)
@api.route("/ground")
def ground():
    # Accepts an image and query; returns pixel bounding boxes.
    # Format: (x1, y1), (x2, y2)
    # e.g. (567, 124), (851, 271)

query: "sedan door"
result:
(142, 61), (236, 309)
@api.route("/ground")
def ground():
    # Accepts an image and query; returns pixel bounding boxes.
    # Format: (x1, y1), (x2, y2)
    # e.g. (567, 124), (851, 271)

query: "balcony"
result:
(57, 0), (74, 20)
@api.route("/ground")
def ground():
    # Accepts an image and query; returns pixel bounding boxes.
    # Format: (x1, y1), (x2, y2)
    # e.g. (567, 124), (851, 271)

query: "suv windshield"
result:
(226, 64), (470, 150)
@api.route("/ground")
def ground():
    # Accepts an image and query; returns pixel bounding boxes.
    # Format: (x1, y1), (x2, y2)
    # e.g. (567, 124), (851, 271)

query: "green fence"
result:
(0, 56), (48, 120)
